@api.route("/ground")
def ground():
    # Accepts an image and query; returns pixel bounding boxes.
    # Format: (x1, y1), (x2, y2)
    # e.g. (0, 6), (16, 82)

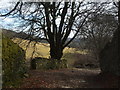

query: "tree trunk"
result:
(50, 44), (63, 60)
(30, 59), (36, 70)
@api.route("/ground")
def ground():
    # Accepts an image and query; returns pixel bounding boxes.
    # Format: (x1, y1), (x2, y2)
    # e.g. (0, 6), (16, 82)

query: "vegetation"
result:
(0, 1), (119, 88)
(99, 2), (120, 76)
(31, 57), (67, 70)
(0, 2), (102, 61)
(12, 38), (91, 68)
(2, 35), (27, 87)
(78, 13), (117, 61)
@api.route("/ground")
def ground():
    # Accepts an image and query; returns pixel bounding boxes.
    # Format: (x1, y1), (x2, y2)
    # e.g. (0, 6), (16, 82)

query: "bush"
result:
(32, 57), (68, 70)
(45, 59), (68, 69)
(2, 35), (27, 87)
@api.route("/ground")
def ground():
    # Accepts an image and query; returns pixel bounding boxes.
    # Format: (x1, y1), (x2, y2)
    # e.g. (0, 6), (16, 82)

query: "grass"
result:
(12, 38), (90, 67)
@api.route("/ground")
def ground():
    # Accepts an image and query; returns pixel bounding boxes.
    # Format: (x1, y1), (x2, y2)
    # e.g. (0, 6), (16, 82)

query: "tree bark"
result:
(50, 44), (63, 60)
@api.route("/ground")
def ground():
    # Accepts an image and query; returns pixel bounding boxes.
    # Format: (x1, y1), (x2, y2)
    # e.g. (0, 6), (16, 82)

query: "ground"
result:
(18, 68), (119, 88)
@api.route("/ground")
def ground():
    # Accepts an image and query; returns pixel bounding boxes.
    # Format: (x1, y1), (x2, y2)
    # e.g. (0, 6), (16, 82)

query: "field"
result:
(12, 38), (98, 68)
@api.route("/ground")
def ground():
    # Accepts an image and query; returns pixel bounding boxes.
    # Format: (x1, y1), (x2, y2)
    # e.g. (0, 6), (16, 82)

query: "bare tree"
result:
(99, 1), (120, 76)
(79, 13), (117, 60)
(0, 1), (96, 60)
(76, 2), (118, 61)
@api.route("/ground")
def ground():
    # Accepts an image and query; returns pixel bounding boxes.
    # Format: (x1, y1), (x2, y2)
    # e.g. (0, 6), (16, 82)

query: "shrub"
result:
(32, 57), (68, 70)
(45, 59), (68, 70)
(2, 35), (27, 87)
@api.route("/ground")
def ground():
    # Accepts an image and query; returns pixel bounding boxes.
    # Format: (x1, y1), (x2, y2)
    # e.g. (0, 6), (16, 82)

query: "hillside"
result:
(1, 29), (84, 47)
(2, 29), (27, 39)
(1, 29), (98, 68)
(1, 29), (49, 43)
(12, 38), (99, 69)
(12, 38), (89, 67)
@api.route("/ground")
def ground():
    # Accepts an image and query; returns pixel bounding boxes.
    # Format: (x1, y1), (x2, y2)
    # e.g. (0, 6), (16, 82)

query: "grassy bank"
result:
(12, 38), (97, 68)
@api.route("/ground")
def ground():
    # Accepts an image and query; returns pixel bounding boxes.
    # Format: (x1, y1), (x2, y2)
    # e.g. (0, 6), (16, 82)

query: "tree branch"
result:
(63, 13), (90, 48)
(0, 2), (20, 16)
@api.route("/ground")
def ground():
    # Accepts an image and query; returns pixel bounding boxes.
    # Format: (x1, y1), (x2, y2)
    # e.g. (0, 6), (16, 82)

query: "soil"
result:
(18, 68), (119, 88)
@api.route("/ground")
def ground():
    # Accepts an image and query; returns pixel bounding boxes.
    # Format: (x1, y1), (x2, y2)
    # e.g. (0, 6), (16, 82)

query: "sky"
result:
(0, 0), (17, 30)
(0, 0), (76, 37)
(0, 0), (118, 38)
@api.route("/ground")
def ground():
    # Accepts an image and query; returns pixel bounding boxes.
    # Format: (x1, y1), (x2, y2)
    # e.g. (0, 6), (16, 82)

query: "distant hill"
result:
(1, 28), (47, 43)
(2, 29), (29, 39)
(1, 28), (85, 48)
(68, 38), (86, 48)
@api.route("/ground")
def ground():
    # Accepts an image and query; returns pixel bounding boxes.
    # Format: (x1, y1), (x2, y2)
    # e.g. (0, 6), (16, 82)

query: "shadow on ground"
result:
(4, 68), (120, 88)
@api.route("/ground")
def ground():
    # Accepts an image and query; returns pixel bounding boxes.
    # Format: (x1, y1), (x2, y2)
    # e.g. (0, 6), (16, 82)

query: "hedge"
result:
(2, 35), (27, 87)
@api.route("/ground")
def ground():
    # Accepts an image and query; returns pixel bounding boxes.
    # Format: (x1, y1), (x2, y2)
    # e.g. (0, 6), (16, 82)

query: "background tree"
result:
(78, 13), (117, 61)
(99, 2), (120, 76)
(72, 2), (118, 62)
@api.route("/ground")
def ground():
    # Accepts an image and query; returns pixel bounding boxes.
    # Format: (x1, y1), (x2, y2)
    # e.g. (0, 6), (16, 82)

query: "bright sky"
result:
(0, 0), (117, 38)
(0, 0), (75, 37)
(0, 0), (15, 29)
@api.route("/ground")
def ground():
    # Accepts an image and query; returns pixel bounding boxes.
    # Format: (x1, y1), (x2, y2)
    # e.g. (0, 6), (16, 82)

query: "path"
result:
(19, 68), (119, 88)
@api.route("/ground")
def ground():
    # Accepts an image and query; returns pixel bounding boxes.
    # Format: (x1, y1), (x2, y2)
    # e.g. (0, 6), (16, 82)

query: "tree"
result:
(75, 2), (118, 61)
(99, 2), (120, 76)
(78, 13), (117, 61)
(0, 1), (96, 60)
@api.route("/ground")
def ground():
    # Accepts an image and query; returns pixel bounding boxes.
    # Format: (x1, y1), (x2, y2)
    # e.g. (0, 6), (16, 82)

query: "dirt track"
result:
(18, 68), (119, 88)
